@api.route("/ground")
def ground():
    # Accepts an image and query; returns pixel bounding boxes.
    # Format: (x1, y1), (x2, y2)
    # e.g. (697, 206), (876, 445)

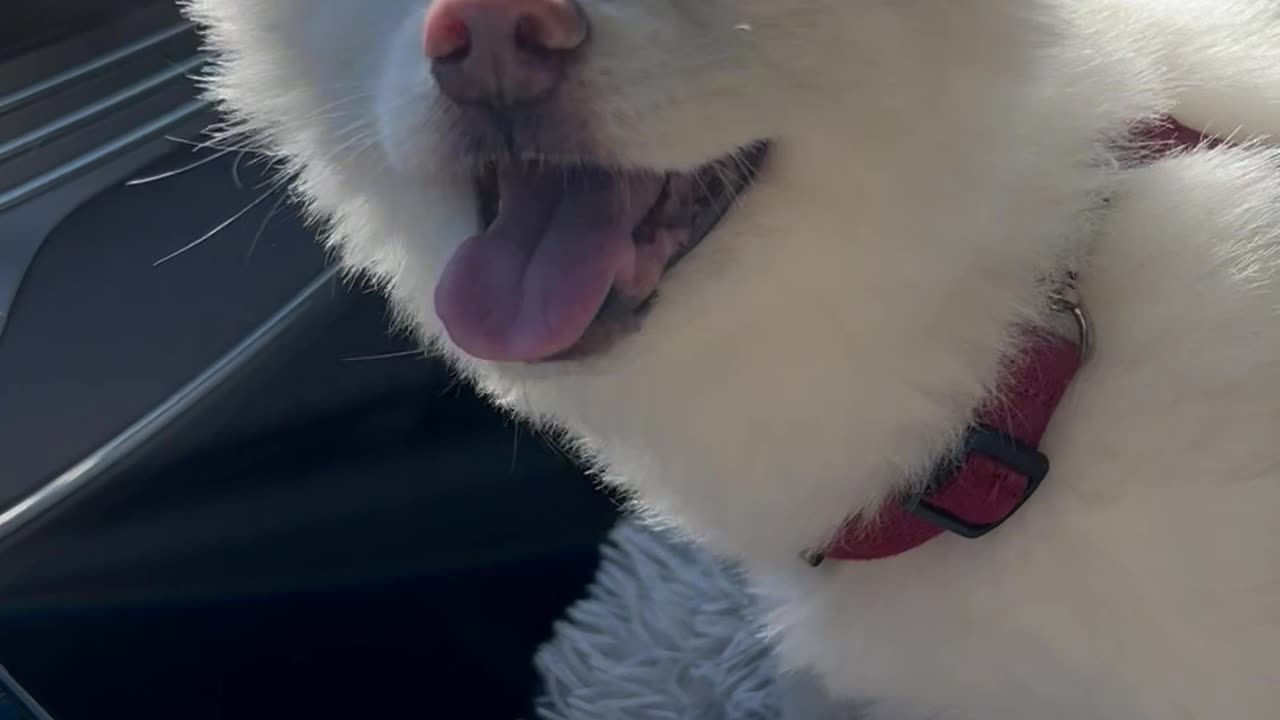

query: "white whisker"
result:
(341, 349), (423, 362)
(244, 191), (290, 262)
(153, 190), (276, 266)
(126, 148), (234, 186)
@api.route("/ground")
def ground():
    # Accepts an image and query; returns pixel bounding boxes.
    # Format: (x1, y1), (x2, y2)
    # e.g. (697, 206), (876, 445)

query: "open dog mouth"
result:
(434, 142), (769, 363)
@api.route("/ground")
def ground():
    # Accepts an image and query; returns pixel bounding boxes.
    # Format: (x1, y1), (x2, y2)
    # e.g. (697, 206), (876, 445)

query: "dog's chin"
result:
(430, 142), (771, 366)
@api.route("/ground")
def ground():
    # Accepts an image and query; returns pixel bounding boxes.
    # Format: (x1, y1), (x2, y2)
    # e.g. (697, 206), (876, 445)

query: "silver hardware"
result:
(1049, 272), (1092, 363)
(800, 549), (826, 568)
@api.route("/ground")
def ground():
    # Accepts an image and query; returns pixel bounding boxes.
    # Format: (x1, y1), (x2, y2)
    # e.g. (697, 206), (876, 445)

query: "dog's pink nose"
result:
(424, 0), (587, 106)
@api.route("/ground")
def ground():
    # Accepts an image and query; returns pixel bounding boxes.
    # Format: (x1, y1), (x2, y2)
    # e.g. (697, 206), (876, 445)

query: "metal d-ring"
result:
(1049, 273), (1092, 363)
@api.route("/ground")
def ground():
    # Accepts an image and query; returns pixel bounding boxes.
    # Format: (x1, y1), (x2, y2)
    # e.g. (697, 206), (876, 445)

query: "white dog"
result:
(184, 0), (1280, 716)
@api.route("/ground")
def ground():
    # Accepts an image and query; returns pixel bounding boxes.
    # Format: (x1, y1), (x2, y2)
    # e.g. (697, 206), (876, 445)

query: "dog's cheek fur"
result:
(185, 0), (1148, 626)
(428, 0), (1166, 562)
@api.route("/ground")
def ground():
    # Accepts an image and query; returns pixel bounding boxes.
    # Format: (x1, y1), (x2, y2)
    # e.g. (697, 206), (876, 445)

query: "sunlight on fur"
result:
(183, 0), (1280, 716)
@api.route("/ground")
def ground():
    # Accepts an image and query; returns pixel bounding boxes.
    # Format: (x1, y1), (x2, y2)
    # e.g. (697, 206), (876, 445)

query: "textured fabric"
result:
(535, 522), (789, 720)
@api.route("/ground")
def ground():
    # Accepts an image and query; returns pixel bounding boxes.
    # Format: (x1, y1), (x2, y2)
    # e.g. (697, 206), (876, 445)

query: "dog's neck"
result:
(502, 149), (1111, 573)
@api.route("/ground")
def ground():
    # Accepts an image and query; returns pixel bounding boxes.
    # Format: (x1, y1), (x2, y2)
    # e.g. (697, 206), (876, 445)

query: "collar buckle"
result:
(902, 425), (1049, 539)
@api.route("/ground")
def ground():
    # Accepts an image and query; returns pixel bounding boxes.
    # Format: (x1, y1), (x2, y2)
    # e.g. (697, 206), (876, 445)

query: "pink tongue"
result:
(435, 168), (665, 362)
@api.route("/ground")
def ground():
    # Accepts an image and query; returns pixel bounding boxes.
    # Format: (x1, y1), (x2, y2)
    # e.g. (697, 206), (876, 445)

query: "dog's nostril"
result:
(514, 15), (552, 56)
(424, 0), (587, 106)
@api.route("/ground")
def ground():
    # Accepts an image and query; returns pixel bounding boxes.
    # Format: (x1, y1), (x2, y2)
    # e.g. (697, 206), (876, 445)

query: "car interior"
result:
(0, 2), (620, 717)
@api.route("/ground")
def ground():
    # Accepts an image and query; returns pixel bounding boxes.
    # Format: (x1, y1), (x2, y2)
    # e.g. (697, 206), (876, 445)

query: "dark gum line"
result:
(631, 176), (672, 246)
(510, 142), (770, 363)
(470, 142), (770, 362)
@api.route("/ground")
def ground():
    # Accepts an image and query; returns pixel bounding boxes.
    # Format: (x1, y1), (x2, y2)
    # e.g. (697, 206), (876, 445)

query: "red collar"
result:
(812, 116), (1216, 564)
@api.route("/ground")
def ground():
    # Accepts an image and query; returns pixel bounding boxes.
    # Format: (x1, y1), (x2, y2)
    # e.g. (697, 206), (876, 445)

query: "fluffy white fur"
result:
(183, 0), (1280, 717)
